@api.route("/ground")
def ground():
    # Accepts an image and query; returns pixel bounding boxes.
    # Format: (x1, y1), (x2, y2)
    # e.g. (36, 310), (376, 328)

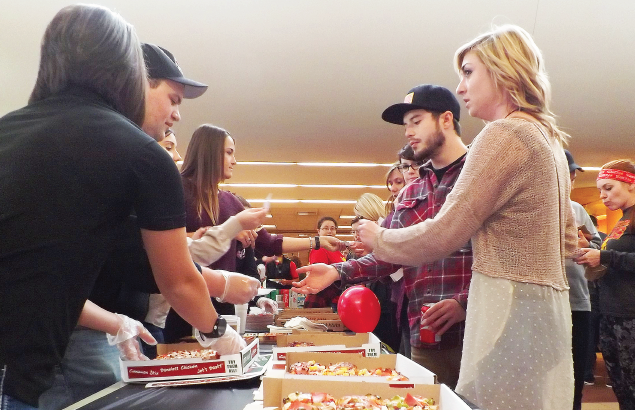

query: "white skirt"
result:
(456, 271), (573, 410)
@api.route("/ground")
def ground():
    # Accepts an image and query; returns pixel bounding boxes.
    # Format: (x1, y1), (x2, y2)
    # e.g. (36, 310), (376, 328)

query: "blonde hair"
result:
(384, 164), (403, 214)
(181, 124), (232, 225)
(454, 24), (569, 145)
(354, 193), (387, 223)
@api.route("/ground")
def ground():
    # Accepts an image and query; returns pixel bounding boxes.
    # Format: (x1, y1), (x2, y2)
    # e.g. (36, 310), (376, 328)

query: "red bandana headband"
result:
(597, 169), (635, 184)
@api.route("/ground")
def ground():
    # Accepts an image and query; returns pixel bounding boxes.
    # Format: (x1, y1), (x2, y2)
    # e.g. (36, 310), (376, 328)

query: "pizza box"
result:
(274, 314), (346, 332)
(120, 337), (259, 382)
(272, 332), (382, 361)
(276, 307), (334, 316)
(144, 354), (272, 387)
(282, 351), (435, 384)
(263, 378), (472, 410)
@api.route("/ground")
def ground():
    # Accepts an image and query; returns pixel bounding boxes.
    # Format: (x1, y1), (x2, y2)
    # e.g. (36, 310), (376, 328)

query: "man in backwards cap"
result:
(295, 84), (472, 388)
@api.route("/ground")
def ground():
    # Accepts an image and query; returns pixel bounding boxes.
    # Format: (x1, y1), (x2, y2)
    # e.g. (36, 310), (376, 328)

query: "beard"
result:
(413, 124), (445, 162)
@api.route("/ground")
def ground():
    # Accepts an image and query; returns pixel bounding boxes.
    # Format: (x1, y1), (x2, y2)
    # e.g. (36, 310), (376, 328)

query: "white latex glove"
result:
(216, 270), (260, 304)
(195, 325), (247, 355)
(106, 313), (157, 361)
(257, 264), (266, 281)
(256, 297), (278, 313)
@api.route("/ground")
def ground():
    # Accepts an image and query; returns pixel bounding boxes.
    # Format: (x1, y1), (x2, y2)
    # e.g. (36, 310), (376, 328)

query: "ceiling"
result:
(2, 1), (634, 239)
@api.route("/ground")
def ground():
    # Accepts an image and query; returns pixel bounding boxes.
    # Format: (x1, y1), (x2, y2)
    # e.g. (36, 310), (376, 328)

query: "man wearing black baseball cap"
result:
(141, 43), (208, 141)
(295, 84), (471, 388)
(382, 84), (464, 164)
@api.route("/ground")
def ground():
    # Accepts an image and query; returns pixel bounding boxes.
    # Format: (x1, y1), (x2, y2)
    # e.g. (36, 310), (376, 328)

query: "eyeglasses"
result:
(398, 162), (423, 172)
(319, 226), (337, 231)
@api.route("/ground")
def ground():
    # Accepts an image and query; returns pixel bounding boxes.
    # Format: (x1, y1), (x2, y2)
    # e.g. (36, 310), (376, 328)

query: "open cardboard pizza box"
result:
(263, 378), (472, 409)
(272, 332), (382, 361)
(282, 351), (434, 384)
(274, 307), (346, 332)
(264, 351), (437, 404)
(277, 307), (334, 317)
(274, 313), (346, 332)
(119, 337), (259, 382)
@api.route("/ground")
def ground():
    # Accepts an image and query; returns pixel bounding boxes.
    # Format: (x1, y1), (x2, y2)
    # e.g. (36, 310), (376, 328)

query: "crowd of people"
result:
(1, 4), (634, 410)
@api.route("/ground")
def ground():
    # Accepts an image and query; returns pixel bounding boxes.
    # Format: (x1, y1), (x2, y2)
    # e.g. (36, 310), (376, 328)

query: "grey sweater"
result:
(566, 201), (601, 311)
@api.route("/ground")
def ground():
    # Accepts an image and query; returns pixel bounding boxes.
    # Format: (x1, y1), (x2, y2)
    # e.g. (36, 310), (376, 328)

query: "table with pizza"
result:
(66, 331), (479, 410)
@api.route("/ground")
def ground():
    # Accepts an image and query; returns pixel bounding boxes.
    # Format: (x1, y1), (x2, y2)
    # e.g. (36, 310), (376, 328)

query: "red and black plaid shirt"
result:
(334, 156), (472, 349)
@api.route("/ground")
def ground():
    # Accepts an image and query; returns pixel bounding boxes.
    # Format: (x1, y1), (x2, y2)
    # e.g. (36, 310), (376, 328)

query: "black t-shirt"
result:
(89, 214), (159, 322)
(599, 206), (635, 317)
(0, 88), (186, 405)
(430, 153), (467, 182)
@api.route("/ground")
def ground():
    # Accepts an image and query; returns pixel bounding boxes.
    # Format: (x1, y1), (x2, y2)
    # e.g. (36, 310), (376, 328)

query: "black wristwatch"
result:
(315, 236), (321, 250)
(200, 315), (227, 339)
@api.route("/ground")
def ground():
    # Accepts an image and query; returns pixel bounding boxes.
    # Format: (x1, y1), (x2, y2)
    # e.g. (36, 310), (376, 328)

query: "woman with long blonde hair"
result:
(352, 25), (577, 409)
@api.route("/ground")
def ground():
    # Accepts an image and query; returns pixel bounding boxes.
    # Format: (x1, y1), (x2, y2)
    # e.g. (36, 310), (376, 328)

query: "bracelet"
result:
(309, 237), (313, 251)
(315, 236), (320, 250)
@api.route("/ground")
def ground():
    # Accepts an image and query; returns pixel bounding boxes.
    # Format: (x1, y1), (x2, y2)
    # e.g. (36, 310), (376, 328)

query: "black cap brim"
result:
(166, 76), (208, 99)
(382, 103), (426, 125)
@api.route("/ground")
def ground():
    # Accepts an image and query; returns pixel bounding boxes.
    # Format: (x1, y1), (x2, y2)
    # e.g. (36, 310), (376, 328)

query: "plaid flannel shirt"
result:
(334, 156), (472, 349)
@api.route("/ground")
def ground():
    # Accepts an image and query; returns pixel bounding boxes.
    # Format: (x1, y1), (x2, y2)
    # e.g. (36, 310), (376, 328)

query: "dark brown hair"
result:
(181, 124), (233, 225)
(29, 5), (146, 126)
(317, 216), (337, 230)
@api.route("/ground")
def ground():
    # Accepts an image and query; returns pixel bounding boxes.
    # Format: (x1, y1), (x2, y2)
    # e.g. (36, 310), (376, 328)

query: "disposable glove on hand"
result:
(106, 313), (157, 361)
(256, 297), (278, 313)
(216, 270), (260, 304)
(195, 325), (247, 355)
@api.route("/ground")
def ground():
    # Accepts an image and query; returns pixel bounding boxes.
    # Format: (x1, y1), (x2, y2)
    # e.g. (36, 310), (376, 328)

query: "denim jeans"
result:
(1, 366), (38, 410)
(38, 328), (121, 410)
(140, 322), (165, 360)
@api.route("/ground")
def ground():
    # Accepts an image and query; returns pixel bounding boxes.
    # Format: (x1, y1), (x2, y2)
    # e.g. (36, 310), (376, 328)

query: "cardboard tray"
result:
(274, 314), (346, 332)
(277, 307), (334, 316)
(274, 351), (435, 385)
(120, 338), (259, 382)
(144, 354), (272, 388)
(264, 378), (472, 410)
(272, 332), (382, 361)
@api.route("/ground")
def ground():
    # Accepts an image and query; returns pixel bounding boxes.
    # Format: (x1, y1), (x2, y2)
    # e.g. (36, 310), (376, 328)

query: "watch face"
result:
(216, 316), (227, 336)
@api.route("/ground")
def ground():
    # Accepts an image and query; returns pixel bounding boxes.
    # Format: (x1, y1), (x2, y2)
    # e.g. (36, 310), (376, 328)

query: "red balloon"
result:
(337, 285), (380, 333)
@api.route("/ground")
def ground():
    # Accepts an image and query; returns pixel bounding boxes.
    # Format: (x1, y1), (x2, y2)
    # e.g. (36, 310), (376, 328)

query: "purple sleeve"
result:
(254, 228), (284, 256)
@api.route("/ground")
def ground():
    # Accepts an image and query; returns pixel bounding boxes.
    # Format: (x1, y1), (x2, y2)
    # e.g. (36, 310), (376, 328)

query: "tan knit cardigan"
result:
(373, 118), (577, 291)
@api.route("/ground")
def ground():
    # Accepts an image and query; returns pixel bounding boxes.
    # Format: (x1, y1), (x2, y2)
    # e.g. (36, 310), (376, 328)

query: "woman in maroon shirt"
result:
(165, 124), (344, 341)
